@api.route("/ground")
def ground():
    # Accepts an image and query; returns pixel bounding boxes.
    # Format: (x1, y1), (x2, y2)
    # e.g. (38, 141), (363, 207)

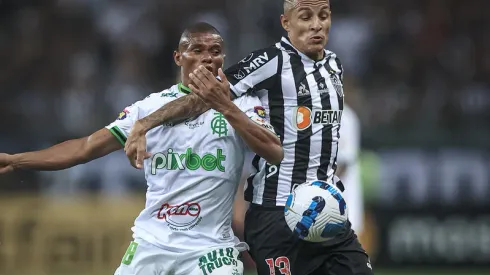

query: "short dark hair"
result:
(178, 22), (222, 50)
(181, 22), (221, 38)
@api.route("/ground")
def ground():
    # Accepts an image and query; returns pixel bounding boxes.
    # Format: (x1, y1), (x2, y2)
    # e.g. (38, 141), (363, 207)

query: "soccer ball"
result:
(284, 180), (348, 242)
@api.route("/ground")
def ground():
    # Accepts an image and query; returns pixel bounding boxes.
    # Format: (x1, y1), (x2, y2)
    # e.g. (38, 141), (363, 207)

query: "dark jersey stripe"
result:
(315, 61), (333, 181)
(261, 52), (284, 206)
(245, 155), (261, 202)
(289, 53), (312, 187)
(332, 57), (344, 173)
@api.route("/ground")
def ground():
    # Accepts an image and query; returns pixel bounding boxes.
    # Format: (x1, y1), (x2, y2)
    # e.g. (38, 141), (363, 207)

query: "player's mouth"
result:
(205, 65), (214, 72)
(310, 35), (324, 43)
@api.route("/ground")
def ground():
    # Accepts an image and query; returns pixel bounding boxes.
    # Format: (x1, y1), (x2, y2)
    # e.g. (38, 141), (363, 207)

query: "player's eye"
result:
(298, 13), (310, 21)
(192, 48), (202, 53)
(319, 12), (330, 20)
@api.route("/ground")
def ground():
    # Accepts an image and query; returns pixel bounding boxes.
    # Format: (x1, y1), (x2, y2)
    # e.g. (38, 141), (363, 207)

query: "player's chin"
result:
(305, 44), (325, 56)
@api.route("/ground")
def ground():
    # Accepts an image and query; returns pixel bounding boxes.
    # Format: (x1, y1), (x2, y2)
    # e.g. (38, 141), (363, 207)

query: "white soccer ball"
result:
(284, 180), (348, 242)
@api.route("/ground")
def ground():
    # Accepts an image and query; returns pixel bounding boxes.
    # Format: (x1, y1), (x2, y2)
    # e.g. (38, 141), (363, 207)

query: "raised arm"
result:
(222, 105), (283, 164)
(0, 128), (121, 173)
(191, 68), (283, 164)
(125, 48), (281, 169)
(124, 91), (215, 169)
(136, 93), (209, 134)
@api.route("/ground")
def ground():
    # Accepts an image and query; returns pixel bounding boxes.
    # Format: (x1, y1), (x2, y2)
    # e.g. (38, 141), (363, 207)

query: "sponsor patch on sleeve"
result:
(254, 106), (266, 118)
(117, 109), (130, 120)
(249, 115), (277, 135)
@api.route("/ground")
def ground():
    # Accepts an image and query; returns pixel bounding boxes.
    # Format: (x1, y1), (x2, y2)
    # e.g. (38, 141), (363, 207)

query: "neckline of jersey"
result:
(178, 83), (192, 94)
(281, 36), (328, 66)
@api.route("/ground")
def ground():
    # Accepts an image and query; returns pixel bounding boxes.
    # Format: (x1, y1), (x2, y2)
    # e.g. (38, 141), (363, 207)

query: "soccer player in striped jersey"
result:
(0, 23), (283, 275)
(124, 1), (373, 274)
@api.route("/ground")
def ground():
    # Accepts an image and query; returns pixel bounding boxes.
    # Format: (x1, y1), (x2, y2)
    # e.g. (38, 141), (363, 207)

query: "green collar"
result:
(178, 83), (192, 94)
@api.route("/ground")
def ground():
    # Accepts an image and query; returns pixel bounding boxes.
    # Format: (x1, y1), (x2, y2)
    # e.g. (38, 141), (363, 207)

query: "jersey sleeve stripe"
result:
(229, 83), (240, 99)
(109, 126), (127, 146)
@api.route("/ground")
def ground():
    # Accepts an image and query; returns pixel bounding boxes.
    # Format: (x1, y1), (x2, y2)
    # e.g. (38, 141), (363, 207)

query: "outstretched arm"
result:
(0, 128), (121, 173)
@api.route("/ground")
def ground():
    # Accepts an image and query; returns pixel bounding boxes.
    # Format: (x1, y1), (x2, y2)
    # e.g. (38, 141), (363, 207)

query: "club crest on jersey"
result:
(157, 202), (203, 231)
(254, 106), (266, 118)
(117, 109), (130, 120)
(330, 74), (344, 97)
(293, 106), (342, 131)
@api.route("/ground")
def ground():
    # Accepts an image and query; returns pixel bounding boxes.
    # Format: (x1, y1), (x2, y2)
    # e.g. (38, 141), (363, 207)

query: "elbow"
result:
(266, 145), (284, 165)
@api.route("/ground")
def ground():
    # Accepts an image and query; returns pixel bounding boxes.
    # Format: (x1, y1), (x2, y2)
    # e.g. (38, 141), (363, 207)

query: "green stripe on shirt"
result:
(109, 126), (127, 146)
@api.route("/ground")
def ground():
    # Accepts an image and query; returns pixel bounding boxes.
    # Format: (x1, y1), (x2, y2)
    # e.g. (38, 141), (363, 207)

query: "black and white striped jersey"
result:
(225, 37), (344, 207)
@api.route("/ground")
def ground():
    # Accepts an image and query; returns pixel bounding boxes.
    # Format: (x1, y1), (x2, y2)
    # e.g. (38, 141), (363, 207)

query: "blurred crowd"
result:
(0, 0), (489, 193)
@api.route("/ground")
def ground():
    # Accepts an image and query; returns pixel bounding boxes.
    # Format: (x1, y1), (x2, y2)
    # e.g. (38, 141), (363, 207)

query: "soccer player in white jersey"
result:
(336, 104), (363, 234)
(0, 22), (283, 275)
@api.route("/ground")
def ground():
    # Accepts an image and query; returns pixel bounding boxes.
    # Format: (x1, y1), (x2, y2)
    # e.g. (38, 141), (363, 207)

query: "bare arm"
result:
(9, 128), (121, 171)
(137, 93), (210, 133)
(222, 105), (283, 165)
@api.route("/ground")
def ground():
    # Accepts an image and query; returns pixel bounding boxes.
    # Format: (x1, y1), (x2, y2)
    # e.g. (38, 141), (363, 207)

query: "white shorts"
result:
(114, 238), (244, 275)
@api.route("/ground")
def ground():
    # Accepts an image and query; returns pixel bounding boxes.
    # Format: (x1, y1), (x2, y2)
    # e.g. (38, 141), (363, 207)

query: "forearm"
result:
(139, 93), (209, 132)
(11, 129), (121, 171)
(12, 138), (92, 171)
(223, 106), (283, 165)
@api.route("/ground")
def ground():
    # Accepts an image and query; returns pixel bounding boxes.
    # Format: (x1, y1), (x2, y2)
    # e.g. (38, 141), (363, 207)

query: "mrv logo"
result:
(243, 52), (269, 74)
(151, 148), (226, 174)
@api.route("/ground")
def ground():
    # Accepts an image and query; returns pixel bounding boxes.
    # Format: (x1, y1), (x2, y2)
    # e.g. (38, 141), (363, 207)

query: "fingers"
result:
(135, 141), (150, 169)
(124, 144), (138, 169)
(198, 66), (215, 81)
(0, 166), (13, 174)
(189, 72), (207, 91)
(189, 83), (204, 99)
(218, 68), (228, 84)
(190, 66), (220, 90)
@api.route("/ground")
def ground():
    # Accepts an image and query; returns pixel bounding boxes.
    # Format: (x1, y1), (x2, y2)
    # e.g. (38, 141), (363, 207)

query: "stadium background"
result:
(0, 0), (489, 274)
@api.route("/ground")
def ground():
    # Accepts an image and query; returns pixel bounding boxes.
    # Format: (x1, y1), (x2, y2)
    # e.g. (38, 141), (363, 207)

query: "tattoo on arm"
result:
(140, 93), (210, 130)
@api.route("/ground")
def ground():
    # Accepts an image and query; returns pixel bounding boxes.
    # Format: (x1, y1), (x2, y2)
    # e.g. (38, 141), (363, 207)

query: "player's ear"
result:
(174, 50), (182, 67)
(280, 14), (290, 32)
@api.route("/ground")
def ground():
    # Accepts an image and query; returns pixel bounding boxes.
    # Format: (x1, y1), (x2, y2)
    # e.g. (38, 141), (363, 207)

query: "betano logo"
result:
(151, 148), (226, 174)
(293, 106), (342, 131)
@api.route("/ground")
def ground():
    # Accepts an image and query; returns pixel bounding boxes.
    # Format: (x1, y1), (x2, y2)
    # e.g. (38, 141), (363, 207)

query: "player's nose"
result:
(201, 52), (213, 63)
(310, 17), (323, 31)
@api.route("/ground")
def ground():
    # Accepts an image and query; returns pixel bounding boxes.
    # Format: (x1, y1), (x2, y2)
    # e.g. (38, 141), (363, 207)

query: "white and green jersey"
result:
(106, 83), (275, 252)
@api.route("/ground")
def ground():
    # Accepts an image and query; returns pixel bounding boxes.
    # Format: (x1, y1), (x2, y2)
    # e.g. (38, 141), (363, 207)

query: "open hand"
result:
(189, 66), (234, 113)
(0, 153), (14, 174)
(124, 121), (151, 169)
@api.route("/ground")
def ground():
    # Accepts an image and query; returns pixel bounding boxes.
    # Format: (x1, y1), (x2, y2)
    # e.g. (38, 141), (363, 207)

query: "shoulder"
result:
(131, 85), (180, 112)
(225, 46), (282, 73)
(238, 46), (282, 63)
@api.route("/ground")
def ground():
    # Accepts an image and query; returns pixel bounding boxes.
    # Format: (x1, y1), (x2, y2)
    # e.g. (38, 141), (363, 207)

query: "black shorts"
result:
(244, 204), (373, 275)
